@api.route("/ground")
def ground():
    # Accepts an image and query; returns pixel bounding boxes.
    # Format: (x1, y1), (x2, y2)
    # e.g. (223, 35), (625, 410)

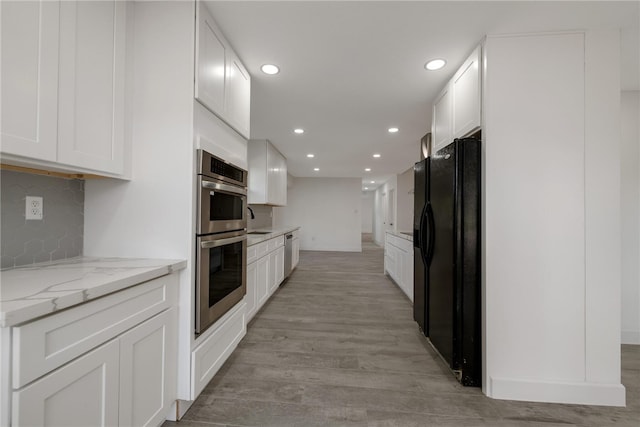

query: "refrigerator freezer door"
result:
(427, 142), (456, 367)
(413, 159), (427, 332)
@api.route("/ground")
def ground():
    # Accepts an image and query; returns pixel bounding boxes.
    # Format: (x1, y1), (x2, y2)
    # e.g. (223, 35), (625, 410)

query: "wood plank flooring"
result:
(166, 234), (640, 427)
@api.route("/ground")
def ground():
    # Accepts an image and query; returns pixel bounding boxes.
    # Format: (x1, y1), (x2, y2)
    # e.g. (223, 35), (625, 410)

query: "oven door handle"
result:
(200, 235), (247, 249)
(201, 180), (247, 196)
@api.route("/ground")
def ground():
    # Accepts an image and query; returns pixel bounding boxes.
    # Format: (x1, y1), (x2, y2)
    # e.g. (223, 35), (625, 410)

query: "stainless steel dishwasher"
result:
(283, 233), (294, 280)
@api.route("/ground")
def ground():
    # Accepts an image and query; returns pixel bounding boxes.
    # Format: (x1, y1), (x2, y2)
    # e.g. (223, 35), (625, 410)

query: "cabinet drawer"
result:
(12, 273), (178, 388)
(268, 235), (284, 251)
(247, 245), (258, 264)
(255, 241), (269, 259)
(191, 302), (246, 398)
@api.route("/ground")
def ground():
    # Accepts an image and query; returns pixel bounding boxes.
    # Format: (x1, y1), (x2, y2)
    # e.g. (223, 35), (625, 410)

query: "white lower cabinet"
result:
(384, 233), (414, 302)
(245, 261), (258, 320)
(119, 309), (177, 427)
(292, 237), (300, 269)
(270, 246), (285, 294)
(12, 339), (120, 427)
(246, 234), (286, 323)
(256, 255), (270, 309)
(7, 273), (179, 427)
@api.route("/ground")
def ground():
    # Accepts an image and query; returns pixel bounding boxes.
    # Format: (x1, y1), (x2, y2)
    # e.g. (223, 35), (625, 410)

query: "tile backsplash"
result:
(248, 204), (273, 230)
(1, 170), (84, 269)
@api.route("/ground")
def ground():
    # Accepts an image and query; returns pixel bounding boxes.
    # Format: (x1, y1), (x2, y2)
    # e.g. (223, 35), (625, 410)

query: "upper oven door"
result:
(198, 176), (247, 235)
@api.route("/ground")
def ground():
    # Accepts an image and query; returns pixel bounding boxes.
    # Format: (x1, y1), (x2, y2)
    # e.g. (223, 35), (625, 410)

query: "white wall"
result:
(396, 166), (414, 232)
(483, 30), (624, 406)
(274, 177), (362, 252)
(361, 192), (374, 233)
(621, 90), (640, 344)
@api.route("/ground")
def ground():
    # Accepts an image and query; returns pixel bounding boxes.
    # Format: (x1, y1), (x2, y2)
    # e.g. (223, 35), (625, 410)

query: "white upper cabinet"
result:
(0, 0), (127, 176)
(195, 2), (251, 140)
(225, 51), (251, 139)
(195, 3), (227, 118)
(1, 0), (60, 162)
(432, 83), (453, 152)
(57, 0), (126, 174)
(432, 44), (482, 152)
(452, 45), (481, 139)
(248, 139), (287, 206)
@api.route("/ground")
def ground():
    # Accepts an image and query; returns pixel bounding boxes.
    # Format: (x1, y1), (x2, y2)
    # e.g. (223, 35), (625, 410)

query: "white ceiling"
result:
(205, 1), (640, 191)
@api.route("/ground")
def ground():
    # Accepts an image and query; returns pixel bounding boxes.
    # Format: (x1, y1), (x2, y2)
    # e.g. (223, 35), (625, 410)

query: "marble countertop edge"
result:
(247, 226), (301, 246)
(0, 257), (186, 328)
(386, 230), (414, 242)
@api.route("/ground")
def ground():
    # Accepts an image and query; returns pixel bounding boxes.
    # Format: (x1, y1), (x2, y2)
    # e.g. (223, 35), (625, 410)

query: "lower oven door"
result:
(196, 230), (247, 335)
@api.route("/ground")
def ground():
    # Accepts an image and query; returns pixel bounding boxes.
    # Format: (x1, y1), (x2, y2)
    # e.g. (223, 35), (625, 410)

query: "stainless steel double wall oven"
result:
(196, 150), (248, 335)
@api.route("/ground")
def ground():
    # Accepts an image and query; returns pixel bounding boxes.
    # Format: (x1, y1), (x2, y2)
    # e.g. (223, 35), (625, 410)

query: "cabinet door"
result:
(266, 143), (287, 206)
(403, 248), (414, 302)
(119, 309), (177, 427)
(266, 143), (279, 205)
(432, 83), (453, 152)
(275, 246), (285, 287)
(225, 51), (251, 139)
(256, 255), (270, 307)
(195, 1), (226, 118)
(0, 0), (59, 161)
(292, 238), (300, 269)
(12, 339), (119, 427)
(246, 261), (258, 321)
(452, 45), (481, 138)
(276, 149), (288, 206)
(56, 0), (126, 174)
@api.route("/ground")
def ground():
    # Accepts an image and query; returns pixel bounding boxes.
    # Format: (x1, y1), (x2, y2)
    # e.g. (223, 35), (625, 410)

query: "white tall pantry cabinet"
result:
(482, 31), (624, 406)
(83, 0), (252, 421)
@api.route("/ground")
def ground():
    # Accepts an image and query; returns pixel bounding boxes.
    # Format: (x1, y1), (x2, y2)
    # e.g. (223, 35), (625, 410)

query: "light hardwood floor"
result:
(167, 234), (640, 426)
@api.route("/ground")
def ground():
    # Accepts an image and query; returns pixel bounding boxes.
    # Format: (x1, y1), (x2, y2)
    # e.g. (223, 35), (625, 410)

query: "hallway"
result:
(171, 235), (640, 426)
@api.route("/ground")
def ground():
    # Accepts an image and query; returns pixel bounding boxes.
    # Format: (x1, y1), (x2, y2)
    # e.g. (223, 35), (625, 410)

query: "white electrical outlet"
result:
(26, 196), (43, 220)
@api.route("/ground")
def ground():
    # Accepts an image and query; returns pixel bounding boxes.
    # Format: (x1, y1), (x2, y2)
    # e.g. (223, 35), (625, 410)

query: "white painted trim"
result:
(489, 376), (626, 407)
(621, 330), (640, 345)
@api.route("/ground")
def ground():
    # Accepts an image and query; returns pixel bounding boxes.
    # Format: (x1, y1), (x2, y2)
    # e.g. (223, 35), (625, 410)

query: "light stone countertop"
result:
(247, 226), (300, 246)
(0, 257), (186, 327)
(386, 230), (414, 243)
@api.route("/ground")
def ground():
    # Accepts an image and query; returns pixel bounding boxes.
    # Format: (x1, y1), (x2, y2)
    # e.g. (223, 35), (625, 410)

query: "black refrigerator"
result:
(413, 137), (481, 387)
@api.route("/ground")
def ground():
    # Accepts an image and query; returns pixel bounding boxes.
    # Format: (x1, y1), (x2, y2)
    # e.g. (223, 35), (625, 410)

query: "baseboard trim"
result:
(621, 329), (640, 344)
(488, 376), (626, 406)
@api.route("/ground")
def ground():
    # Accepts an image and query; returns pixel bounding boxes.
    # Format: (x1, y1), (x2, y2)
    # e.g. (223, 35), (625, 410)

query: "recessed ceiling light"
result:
(373, 154), (381, 158)
(306, 154), (314, 158)
(365, 168), (371, 172)
(294, 128), (304, 134)
(370, 181), (375, 184)
(388, 127), (399, 133)
(313, 168), (319, 171)
(364, 187), (369, 190)
(425, 59), (446, 71)
(261, 64), (280, 75)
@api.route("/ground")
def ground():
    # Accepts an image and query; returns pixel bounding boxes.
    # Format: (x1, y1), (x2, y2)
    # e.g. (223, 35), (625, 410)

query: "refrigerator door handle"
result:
(421, 203), (430, 267)
(417, 203), (427, 250)
(425, 202), (436, 266)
